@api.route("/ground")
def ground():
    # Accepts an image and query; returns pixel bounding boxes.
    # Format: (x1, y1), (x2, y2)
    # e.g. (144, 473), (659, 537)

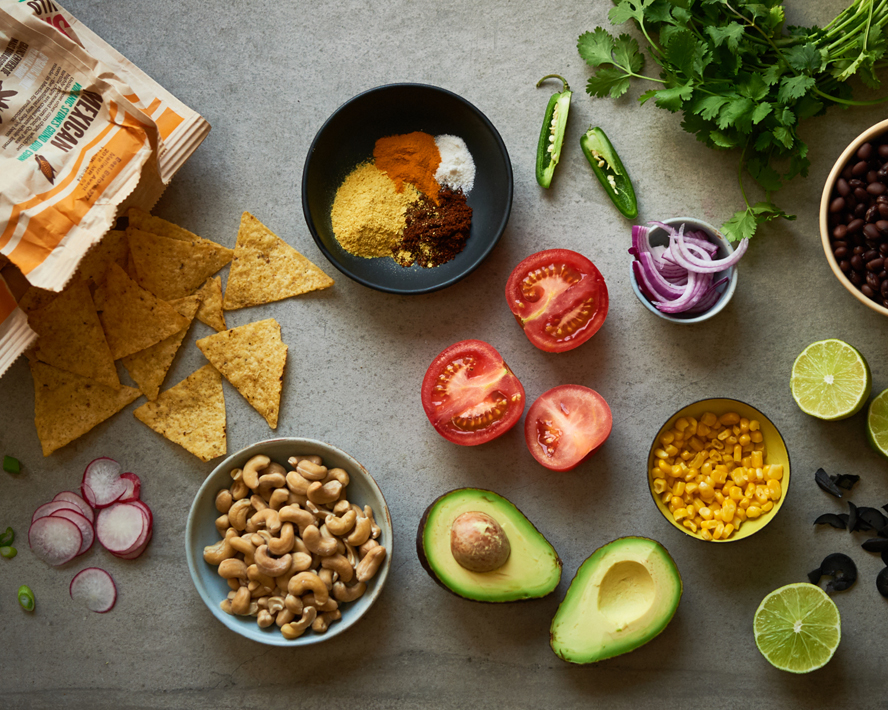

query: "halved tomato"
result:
(505, 249), (608, 353)
(421, 340), (526, 446)
(525, 385), (612, 470)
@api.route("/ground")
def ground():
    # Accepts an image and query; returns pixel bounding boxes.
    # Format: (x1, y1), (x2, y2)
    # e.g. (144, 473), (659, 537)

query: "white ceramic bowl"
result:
(185, 438), (392, 646)
(629, 217), (738, 324)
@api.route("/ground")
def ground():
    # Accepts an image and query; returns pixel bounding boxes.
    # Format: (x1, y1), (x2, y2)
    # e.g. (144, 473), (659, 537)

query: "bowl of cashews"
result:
(185, 437), (392, 646)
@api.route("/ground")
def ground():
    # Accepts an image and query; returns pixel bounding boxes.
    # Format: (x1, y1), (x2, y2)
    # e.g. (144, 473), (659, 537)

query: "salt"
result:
(434, 134), (475, 194)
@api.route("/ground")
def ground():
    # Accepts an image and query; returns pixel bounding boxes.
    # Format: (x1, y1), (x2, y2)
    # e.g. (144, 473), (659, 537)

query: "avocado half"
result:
(417, 488), (562, 602)
(550, 536), (682, 663)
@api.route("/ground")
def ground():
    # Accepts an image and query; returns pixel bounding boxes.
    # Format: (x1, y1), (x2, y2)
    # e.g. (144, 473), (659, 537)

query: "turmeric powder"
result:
(373, 132), (441, 205)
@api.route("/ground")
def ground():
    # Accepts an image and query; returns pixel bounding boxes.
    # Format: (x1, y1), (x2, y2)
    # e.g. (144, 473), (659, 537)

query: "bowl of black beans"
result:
(821, 119), (888, 315)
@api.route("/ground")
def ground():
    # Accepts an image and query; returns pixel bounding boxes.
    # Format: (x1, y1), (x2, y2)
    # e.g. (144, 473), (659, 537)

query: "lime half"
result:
(867, 388), (888, 458)
(754, 583), (840, 674)
(790, 339), (871, 420)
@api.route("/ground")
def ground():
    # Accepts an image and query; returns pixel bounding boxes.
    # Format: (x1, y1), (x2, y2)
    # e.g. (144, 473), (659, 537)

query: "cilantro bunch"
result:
(579, 0), (888, 242)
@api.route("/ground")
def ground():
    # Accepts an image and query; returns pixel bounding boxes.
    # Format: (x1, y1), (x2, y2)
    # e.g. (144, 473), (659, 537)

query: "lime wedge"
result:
(790, 339), (871, 420)
(867, 388), (888, 458)
(754, 583), (841, 673)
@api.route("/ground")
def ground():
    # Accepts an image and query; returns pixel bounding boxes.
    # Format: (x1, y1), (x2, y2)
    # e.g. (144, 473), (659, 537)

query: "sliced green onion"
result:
(0, 546), (16, 559)
(0, 527), (13, 547)
(18, 585), (35, 611)
(2, 456), (21, 474)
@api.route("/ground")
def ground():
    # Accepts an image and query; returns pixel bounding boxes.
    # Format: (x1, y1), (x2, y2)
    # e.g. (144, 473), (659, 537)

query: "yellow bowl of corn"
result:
(647, 398), (791, 543)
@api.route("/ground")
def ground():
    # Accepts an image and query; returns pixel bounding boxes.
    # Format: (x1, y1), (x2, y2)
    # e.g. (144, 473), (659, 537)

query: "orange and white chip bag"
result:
(0, 1), (209, 377)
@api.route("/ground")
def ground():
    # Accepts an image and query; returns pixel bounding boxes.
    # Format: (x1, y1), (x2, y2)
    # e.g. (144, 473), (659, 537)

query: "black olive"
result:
(862, 537), (888, 553)
(814, 513), (848, 530)
(877, 567), (888, 598)
(818, 553), (858, 593)
(808, 567), (823, 584)
(815, 468), (844, 498)
(833, 474), (860, 491)
(848, 501), (860, 531)
(884, 548), (888, 566)
(857, 507), (888, 531)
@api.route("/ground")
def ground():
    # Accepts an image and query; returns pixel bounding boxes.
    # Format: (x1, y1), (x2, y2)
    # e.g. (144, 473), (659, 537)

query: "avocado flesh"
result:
(550, 537), (681, 663)
(420, 488), (562, 602)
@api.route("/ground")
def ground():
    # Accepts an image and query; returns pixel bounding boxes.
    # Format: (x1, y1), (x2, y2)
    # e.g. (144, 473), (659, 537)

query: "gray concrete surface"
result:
(2, 1), (888, 708)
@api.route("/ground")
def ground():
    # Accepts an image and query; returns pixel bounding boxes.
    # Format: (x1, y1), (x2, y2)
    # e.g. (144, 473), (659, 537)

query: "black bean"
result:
(879, 203), (888, 218)
(854, 160), (870, 176)
(854, 245), (866, 255)
(869, 182), (887, 196)
(833, 224), (849, 240)
(867, 272), (881, 290)
(848, 218), (865, 233)
(880, 270), (888, 280)
(835, 246), (849, 259)
(834, 239), (848, 249)
(881, 243), (888, 255)
(866, 205), (880, 223)
(868, 258), (884, 272)
(852, 270), (864, 285)
(831, 196), (846, 212)
(855, 187), (870, 201)
(864, 224), (880, 240)
(878, 194), (888, 203)
(851, 178), (866, 189)
(856, 203), (868, 217)
(882, 280), (888, 297)
(852, 255), (865, 271)
(841, 259), (852, 272)
(865, 249), (879, 260)
(879, 167), (888, 182)
(859, 143), (874, 160)
(880, 145), (888, 159)
(837, 178), (851, 196)
(844, 165), (855, 179)
(868, 170), (880, 184)
(862, 284), (875, 298)
(878, 221), (888, 234)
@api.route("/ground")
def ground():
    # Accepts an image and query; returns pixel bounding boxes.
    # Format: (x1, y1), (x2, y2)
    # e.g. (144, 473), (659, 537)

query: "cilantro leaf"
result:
(613, 34), (644, 74)
(693, 95), (730, 121)
(710, 129), (742, 149)
(762, 64), (784, 86)
(739, 73), (769, 101)
(664, 30), (701, 78)
(578, 28), (616, 68)
(772, 126), (794, 149)
(751, 102), (772, 124)
(651, 83), (694, 112)
(706, 22), (745, 51)
(747, 157), (782, 192)
(777, 75), (816, 103)
(722, 209), (758, 243)
(785, 43), (826, 73)
(717, 97), (755, 131)
(608, 0), (655, 26)
(587, 67), (632, 99)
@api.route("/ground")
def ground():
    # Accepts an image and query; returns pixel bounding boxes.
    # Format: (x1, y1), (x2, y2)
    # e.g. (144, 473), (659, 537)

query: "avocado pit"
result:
(450, 511), (511, 572)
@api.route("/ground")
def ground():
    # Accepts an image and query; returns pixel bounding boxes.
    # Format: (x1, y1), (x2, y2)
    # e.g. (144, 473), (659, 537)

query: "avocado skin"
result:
(549, 536), (682, 664)
(416, 487), (562, 603)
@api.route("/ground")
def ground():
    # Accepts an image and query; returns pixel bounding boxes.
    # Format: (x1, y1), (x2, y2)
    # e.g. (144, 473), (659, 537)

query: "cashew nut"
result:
(333, 499), (351, 516)
(218, 558), (248, 580)
(230, 585), (251, 615)
(321, 553), (354, 583)
(249, 494), (268, 513)
(281, 607), (317, 639)
(268, 522), (295, 556)
(284, 593), (303, 615)
(268, 488), (290, 510)
(365, 505), (381, 539)
(242, 454), (271, 490)
(297, 460), (328, 481)
(258, 470), (287, 499)
(307, 480), (342, 505)
(249, 508), (282, 535)
(215, 489), (233, 513)
(254, 545), (292, 578)
(285, 469), (311, 495)
(356, 545), (386, 583)
(227, 577), (241, 592)
(247, 564), (276, 589)
(312, 609), (342, 633)
(215, 515), (230, 536)
(288, 492), (308, 507)
(344, 542), (358, 568)
(251, 530), (273, 547)
(323, 467), (350, 487)
(359, 539), (380, 557)
(257, 609), (274, 628)
(279, 505), (315, 536)
(303, 525), (338, 557)
(318, 567), (336, 590)
(346, 516), (372, 546)
(230, 467), (243, 482)
(229, 535), (255, 557)
(325, 509), (357, 536)
(203, 538), (236, 565)
(276, 608), (296, 627)
(287, 572), (329, 605)
(333, 580), (367, 603)
(227, 499), (252, 531)
(302, 592), (339, 613)
(290, 454), (323, 466)
(266, 596), (285, 615)
(230, 479), (249, 500)
(220, 599), (233, 614)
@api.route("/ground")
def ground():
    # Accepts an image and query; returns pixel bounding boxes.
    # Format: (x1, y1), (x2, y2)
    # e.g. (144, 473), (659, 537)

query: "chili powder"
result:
(393, 187), (473, 268)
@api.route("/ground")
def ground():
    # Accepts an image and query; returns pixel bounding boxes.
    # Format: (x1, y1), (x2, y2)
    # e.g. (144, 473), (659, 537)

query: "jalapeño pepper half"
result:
(580, 127), (638, 219)
(535, 74), (572, 188)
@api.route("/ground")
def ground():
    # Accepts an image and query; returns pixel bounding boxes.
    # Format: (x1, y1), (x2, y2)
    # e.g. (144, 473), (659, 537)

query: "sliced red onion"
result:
(672, 224), (748, 273)
(639, 252), (685, 299)
(653, 271), (710, 313)
(684, 277), (729, 314)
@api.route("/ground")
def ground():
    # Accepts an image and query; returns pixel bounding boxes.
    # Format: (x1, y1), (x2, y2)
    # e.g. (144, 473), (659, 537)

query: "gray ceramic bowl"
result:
(629, 217), (738, 324)
(302, 83), (513, 294)
(185, 438), (392, 646)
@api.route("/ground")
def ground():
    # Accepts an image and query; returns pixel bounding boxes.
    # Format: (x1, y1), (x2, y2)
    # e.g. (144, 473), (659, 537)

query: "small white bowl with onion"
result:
(629, 217), (744, 324)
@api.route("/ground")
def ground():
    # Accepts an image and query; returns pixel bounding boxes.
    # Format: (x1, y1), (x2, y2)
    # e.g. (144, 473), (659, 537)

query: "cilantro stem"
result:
(813, 88), (888, 105)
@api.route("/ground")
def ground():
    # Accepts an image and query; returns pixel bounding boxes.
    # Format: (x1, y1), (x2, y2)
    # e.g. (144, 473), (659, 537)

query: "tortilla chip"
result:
(196, 318), (287, 428)
(31, 360), (141, 456)
(18, 285), (58, 315)
(195, 276), (227, 332)
(99, 263), (189, 360)
(223, 212), (333, 310)
(128, 228), (233, 301)
(75, 230), (129, 288)
(127, 207), (205, 243)
(29, 279), (119, 388)
(0, 254), (8, 270)
(121, 295), (201, 400)
(133, 364), (227, 462)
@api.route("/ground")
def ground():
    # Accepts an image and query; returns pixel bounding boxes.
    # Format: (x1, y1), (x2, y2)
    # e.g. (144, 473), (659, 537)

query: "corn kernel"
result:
(685, 481), (699, 494)
(661, 492), (671, 504)
(653, 478), (667, 494)
(739, 417), (749, 432)
(749, 419), (760, 431)
(719, 412), (740, 425)
(683, 470), (696, 482)
(754, 486), (769, 504)
(701, 462), (713, 477)
(735, 508), (747, 521)
(747, 505), (762, 519)
(723, 523), (735, 538)
(701, 529), (713, 541)
(673, 507), (688, 522)
(717, 428), (731, 441)
(714, 491), (725, 504)
(739, 497), (751, 509)
(768, 479), (782, 501)
(661, 431), (675, 445)
(750, 450), (763, 468)
(664, 444), (679, 457)
(682, 520), (698, 533)
(726, 435), (738, 446)
(654, 448), (669, 460)
(730, 486), (743, 502)
(766, 464), (783, 481)
(741, 456), (752, 468)
(697, 423), (710, 437)
(679, 449), (693, 461)
(675, 417), (689, 432)
(762, 500), (774, 512)
(699, 507), (713, 520)
(730, 469), (745, 486)
(722, 499), (737, 520)
(673, 481), (686, 496)
(701, 412), (718, 426)
(739, 433), (751, 446)
(741, 443), (754, 454)
(701, 519), (719, 530)
(733, 444), (742, 462)
(692, 498), (706, 512)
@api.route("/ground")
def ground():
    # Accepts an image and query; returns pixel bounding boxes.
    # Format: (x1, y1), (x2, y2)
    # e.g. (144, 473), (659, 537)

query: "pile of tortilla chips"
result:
(23, 209), (332, 461)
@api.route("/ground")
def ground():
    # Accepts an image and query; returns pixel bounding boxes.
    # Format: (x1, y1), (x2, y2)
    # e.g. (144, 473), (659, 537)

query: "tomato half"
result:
(525, 385), (612, 470)
(505, 249), (608, 353)
(421, 340), (526, 446)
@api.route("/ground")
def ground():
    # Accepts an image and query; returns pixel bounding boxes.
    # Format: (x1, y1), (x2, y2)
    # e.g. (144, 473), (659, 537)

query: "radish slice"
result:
(95, 503), (146, 554)
(50, 509), (95, 556)
(70, 568), (117, 612)
(29, 517), (83, 566)
(81, 457), (126, 509)
(128, 499), (153, 528)
(113, 529), (152, 559)
(118, 473), (141, 502)
(52, 491), (94, 523)
(32, 500), (83, 523)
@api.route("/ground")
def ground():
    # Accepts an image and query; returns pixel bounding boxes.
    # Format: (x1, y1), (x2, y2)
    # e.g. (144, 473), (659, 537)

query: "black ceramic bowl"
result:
(302, 84), (513, 294)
